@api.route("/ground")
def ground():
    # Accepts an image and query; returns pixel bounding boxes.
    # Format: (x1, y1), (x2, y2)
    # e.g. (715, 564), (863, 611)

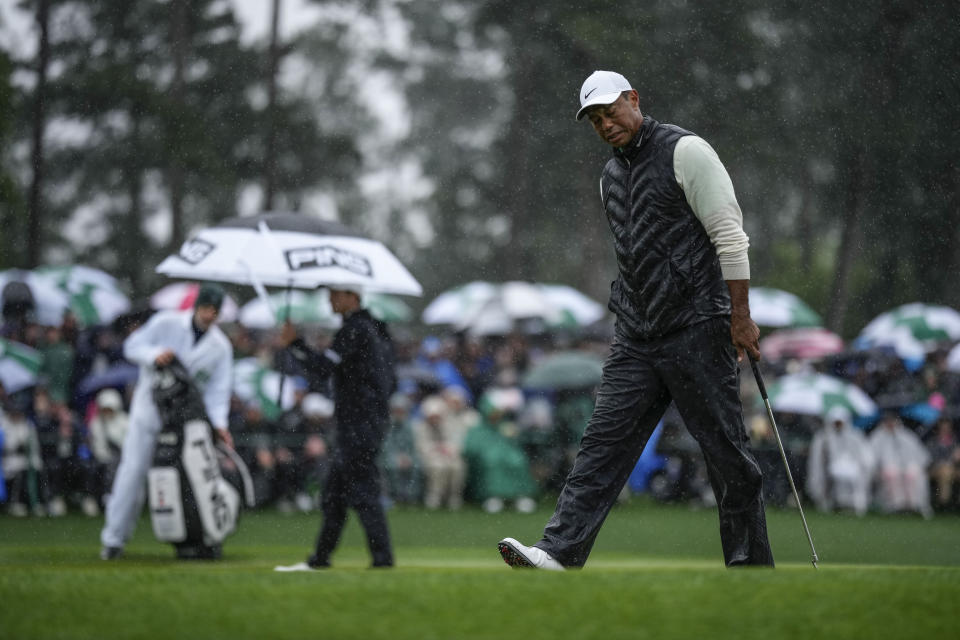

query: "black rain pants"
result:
(309, 443), (394, 567)
(536, 317), (774, 567)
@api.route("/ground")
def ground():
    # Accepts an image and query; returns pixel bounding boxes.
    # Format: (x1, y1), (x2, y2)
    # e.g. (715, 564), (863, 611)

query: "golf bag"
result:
(147, 359), (254, 559)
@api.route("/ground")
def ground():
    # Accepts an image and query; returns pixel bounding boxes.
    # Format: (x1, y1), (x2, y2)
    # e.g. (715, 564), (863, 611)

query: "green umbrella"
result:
(238, 290), (339, 329)
(365, 293), (413, 323)
(521, 351), (605, 390)
(749, 287), (822, 328)
(0, 338), (44, 394)
(856, 303), (960, 361)
(239, 290), (411, 329)
(34, 264), (131, 325)
(764, 373), (877, 419)
(232, 358), (297, 420)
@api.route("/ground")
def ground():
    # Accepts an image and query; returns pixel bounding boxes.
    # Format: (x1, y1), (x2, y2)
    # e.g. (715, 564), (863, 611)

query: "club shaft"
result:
(750, 358), (820, 568)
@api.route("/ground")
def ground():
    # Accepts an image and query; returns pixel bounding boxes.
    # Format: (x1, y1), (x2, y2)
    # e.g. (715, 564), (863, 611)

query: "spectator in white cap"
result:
(412, 395), (466, 510)
(870, 411), (932, 518)
(499, 70), (773, 570)
(88, 388), (130, 509)
(806, 406), (874, 516)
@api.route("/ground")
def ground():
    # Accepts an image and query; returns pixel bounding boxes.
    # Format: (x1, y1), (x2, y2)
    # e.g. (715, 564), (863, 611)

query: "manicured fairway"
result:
(2, 501), (958, 639)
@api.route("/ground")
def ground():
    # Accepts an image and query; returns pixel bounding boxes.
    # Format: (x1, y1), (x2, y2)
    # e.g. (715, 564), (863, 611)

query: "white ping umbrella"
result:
(156, 212), (422, 296)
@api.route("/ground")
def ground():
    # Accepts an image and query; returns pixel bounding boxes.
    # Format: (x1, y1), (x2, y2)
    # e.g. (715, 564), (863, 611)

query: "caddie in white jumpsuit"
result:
(100, 284), (233, 559)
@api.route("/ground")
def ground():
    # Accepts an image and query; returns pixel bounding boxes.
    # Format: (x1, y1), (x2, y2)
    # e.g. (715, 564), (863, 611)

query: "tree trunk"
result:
(948, 166), (960, 310)
(825, 144), (868, 334)
(263, 0), (282, 211)
(166, 0), (188, 251)
(26, 0), (50, 268)
(123, 113), (145, 296)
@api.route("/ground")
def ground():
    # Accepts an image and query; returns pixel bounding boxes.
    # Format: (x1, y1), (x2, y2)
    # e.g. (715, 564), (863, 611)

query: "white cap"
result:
(576, 70), (633, 121)
(96, 388), (123, 411)
(326, 283), (364, 297)
(302, 393), (334, 419)
(824, 406), (852, 427)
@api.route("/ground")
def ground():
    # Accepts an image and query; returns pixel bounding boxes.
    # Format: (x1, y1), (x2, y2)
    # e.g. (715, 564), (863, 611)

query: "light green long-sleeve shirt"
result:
(673, 136), (751, 281)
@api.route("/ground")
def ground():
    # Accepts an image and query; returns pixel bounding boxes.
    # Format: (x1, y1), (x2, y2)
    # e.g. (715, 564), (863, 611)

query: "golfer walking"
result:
(275, 286), (396, 570)
(499, 70), (774, 569)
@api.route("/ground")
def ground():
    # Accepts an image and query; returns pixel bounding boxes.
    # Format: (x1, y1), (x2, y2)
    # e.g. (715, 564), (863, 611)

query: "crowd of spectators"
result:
(3, 303), (960, 521)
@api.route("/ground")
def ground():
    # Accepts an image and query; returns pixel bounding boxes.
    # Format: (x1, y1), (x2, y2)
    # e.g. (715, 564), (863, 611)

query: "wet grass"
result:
(1, 501), (958, 639)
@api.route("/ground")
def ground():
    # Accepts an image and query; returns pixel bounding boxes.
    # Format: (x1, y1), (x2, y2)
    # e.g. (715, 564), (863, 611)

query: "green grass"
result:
(1, 501), (959, 639)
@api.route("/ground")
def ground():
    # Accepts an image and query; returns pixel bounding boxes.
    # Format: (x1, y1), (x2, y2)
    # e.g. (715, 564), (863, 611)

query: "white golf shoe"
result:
(273, 562), (319, 572)
(498, 538), (565, 571)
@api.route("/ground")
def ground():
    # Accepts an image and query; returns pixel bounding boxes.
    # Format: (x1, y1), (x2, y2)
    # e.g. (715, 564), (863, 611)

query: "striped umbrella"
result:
(855, 303), (960, 362)
(749, 287), (822, 328)
(364, 293), (413, 323)
(150, 282), (239, 323)
(765, 373), (878, 419)
(946, 342), (960, 373)
(238, 290), (410, 329)
(239, 290), (338, 329)
(34, 264), (131, 326)
(0, 338), (43, 394)
(231, 358), (297, 420)
(422, 281), (605, 334)
(759, 328), (845, 361)
(0, 270), (72, 326)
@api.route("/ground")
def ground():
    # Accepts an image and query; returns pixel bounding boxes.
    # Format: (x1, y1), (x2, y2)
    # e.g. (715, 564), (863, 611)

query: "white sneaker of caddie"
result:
(274, 562), (318, 572)
(497, 538), (565, 571)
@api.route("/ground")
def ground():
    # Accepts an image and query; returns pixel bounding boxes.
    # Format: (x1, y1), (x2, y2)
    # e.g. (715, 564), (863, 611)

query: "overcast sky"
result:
(0, 1), (431, 253)
(0, 0), (319, 56)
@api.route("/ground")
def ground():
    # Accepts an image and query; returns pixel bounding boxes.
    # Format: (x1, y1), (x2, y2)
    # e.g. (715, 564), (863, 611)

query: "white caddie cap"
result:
(576, 70), (633, 121)
(326, 283), (364, 297)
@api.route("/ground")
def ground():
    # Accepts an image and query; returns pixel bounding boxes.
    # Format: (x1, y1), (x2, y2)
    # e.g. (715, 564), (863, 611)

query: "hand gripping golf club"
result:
(749, 357), (820, 569)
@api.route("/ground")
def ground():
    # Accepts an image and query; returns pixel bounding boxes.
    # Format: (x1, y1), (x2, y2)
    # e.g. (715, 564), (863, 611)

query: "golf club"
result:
(749, 356), (820, 569)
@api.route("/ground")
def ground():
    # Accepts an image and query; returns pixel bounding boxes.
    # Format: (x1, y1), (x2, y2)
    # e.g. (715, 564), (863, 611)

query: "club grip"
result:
(749, 356), (768, 400)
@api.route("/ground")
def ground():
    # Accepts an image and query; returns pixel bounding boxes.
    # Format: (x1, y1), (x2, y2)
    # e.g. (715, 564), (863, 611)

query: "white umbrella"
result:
(422, 281), (605, 334)
(749, 287), (822, 328)
(420, 281), (497, 325)
(232, 358), (298, 420)
(150, 282), (239, 323)
(35, 264), (123, 294)
(537, 284), (606, 327)
(239, 290), (411, 329)
(34, 264), (131, 326)
(156, 212), (422, 296)
(1, 267), (131, 326)
(765, 373), (878, 418)
(239, 290), (339, 330)
(759, 328), (845, 362)
(946, 343), (960, 373)
(0, 270), (71, 326)
(855, 303), (960, 361)
(0, 338), (43, 394)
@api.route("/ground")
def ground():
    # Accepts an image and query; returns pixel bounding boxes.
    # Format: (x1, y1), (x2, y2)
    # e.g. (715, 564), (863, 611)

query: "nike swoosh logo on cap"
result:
(584, 87), (598, 99)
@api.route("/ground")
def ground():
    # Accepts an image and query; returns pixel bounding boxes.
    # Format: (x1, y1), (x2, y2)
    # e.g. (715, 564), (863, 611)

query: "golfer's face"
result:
(329, 290), (356, 314)
(194, 305), (219, 330)
(587, 93), (642, 147)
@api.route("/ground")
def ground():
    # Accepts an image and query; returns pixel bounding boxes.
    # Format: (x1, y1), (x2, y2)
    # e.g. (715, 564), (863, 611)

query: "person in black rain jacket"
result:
(274, 285), (396, 570)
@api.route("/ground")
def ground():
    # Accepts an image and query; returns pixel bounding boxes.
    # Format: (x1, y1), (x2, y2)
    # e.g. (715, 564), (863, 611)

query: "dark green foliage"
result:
(3, 1), (958, 330)
(6, 0), (354, 297)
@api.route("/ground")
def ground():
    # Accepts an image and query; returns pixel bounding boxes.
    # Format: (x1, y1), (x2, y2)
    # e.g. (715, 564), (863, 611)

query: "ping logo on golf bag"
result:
(178, 238), (215, 265)
(285, 246), (372, 276)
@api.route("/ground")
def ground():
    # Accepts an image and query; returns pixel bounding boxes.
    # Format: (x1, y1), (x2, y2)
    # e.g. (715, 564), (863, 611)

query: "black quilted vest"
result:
(600, 116), (731, 340)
